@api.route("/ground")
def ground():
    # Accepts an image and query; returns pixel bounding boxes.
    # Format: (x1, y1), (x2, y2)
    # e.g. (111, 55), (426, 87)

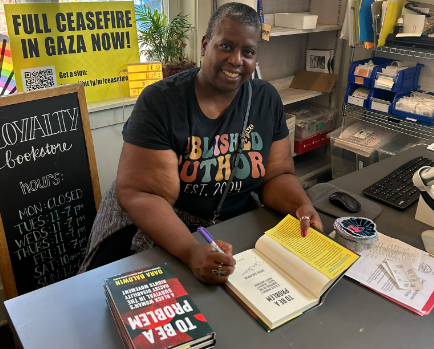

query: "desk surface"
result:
(5, 145), (434, 349)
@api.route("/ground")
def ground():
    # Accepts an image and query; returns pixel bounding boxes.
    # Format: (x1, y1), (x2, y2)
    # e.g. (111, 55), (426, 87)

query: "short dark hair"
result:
(205, 2), (261, 43)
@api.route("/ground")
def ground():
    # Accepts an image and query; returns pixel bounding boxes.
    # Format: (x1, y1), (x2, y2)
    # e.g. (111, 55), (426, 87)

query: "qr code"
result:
(21, 66), (58, 92)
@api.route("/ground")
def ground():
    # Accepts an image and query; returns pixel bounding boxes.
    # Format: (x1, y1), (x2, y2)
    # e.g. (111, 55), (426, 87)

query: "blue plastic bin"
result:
(348, 57), (394, 87)
(345, 83), (371, 108)
(375, 63), (424, 92)
(368, 89), (396, 114)
(392, 90), (434, 126)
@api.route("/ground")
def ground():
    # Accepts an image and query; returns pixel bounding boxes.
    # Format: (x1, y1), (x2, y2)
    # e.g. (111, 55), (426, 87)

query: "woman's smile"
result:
(221, 69), (241, 79)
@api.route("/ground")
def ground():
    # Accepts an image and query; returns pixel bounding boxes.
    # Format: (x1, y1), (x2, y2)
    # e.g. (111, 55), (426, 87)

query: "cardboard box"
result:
(290, 71), (338, 93)
(275, 12), (318, 30)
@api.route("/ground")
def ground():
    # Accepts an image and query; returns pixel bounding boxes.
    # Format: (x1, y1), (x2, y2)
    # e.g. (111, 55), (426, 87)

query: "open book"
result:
(225, 215), (359, 331)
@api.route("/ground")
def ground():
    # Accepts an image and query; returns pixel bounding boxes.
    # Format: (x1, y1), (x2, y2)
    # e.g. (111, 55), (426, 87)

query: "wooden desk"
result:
(5, 145), (434, 349)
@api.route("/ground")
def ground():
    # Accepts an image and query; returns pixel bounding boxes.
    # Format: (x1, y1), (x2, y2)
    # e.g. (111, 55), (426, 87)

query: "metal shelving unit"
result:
(269, 75), (323, 105)
(258, 0), (345, 184)
(373, 45), (434, 60)
(343, 104), (434, 141)
(343, 40), (434, 141)
(270, 24), (342, 37)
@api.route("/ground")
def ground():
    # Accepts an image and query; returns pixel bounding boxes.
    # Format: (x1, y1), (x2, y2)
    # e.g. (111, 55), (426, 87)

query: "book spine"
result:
(223, 284), (272, 332)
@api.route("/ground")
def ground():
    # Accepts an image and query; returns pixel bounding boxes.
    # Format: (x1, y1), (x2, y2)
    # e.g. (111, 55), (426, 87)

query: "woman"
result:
(85, 2), (323, 283)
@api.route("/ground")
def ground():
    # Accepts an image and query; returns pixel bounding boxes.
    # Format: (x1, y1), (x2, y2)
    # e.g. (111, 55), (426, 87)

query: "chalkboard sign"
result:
(0, 84), (101, 299)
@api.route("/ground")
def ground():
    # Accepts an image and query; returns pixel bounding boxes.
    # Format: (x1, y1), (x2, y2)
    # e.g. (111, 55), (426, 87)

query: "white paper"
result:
(386, 260), (423, 291)
(336, 122), (397, 154)
(346, 233), (434, 312)
(347, 253), (434, 312)
(402, 13), (426, 35)
(396, 32), (423, 37)
(381, 262), (395, 280)
(364, 233), (422, 267)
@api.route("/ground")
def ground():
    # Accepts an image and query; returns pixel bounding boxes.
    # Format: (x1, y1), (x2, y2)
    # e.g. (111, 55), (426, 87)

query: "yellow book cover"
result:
(378, 1), (407, 47)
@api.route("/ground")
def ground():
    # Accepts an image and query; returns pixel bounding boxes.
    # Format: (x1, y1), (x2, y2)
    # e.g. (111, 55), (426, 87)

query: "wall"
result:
(0, 0), (14, 36)
(88, 101), (135, 194)
(174, 0), (213, 67)
(1, 0), (61, 36)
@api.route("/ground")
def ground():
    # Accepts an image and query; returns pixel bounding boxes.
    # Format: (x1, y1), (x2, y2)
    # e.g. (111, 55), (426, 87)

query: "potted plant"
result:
(135, 5), (196, 78)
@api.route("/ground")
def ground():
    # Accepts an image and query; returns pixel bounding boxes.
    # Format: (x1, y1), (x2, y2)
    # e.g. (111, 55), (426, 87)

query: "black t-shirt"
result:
(123, 68), (289, 220)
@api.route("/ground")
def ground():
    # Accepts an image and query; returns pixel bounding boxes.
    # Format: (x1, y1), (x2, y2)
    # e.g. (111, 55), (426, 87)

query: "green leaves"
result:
(136, 5), (192, 65)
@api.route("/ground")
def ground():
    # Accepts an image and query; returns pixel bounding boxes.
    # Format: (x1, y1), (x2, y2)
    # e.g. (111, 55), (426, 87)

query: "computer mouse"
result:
(329, 192), (361, 213)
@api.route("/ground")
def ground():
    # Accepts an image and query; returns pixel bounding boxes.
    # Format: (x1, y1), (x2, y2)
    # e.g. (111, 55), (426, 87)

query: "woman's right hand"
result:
(185, 240), (236, 284)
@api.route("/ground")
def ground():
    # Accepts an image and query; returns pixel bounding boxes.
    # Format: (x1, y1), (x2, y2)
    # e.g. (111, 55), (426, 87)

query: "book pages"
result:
(227, 249), (318, 329)
(256, 235), (333, 298)
(264, 215), (359, 279)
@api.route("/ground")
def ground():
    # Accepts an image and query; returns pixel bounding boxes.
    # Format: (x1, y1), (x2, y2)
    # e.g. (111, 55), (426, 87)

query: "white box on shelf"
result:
(370, 100), (390, 113)
(347, 95), (365, 107)
(274, 12), (318, 30)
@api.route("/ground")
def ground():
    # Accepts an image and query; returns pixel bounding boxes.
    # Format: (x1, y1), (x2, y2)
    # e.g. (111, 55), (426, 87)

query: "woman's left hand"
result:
(295, 204), (323, 237)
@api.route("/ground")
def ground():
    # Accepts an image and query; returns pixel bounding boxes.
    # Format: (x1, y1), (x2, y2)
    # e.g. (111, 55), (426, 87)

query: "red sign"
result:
(294, 131), (331, 154)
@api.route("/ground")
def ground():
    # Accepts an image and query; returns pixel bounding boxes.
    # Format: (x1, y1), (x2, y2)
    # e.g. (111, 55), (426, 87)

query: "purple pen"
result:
(197, 226), (225, 253)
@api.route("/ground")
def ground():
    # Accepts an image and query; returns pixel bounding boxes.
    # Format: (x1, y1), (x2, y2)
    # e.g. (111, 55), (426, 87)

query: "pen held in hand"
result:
(197, 226), (225, 253)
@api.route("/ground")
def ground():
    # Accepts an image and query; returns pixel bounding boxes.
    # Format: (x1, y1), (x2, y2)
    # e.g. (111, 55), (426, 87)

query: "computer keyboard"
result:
(362, 156), (434, 210)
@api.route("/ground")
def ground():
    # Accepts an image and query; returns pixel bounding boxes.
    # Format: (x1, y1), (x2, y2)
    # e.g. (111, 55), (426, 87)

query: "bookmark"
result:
(385, 260), (423, 291)
(381, 261), (410, 290)
(381, 262), (395, 280)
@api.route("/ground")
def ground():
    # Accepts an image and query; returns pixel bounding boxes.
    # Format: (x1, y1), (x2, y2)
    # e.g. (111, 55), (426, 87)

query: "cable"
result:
(90, 69), (130, 132)
(405, 2), (431, 17)
(117, 68), (128, 123)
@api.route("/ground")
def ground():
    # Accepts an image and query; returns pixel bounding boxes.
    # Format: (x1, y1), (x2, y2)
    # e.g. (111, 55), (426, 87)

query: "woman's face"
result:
(200, 19), (259, 93)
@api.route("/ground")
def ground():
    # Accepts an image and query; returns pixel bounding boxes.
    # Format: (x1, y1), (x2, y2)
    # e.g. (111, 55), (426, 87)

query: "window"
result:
(0, 0), (168, 36)
(0, 1), (16, 36)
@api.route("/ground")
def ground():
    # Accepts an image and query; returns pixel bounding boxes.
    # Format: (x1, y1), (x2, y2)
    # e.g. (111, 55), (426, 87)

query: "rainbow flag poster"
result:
(0, 34), (16, 96)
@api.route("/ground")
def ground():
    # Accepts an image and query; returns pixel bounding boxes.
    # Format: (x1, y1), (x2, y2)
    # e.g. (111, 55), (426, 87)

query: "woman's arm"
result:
(116, 142), (235, 284)
(257, 136), (323, 236)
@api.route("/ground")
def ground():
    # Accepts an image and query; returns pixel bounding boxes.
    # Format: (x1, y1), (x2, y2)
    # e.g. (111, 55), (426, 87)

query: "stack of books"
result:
(104, 263), (216, 349)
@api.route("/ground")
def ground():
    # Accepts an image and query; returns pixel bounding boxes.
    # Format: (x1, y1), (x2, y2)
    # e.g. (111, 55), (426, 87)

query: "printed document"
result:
(346, 233), (434, 312)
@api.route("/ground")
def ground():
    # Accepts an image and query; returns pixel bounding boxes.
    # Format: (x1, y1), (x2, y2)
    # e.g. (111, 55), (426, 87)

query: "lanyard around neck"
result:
(212, 81), (252, 225)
